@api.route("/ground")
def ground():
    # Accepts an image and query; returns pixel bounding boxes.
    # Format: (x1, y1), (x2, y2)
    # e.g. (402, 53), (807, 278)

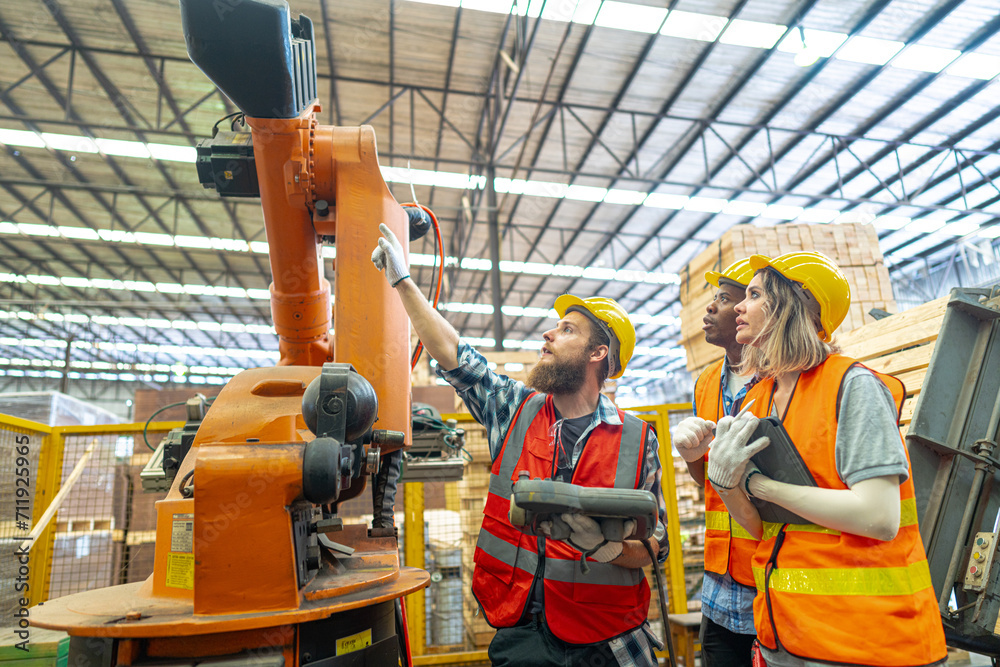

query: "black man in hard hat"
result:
(670, 259), (760, 667)
(373, 224), (669, 667)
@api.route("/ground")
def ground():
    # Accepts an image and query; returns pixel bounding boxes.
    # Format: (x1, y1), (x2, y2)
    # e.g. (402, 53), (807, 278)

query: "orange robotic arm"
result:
(183, 0), (411, 452)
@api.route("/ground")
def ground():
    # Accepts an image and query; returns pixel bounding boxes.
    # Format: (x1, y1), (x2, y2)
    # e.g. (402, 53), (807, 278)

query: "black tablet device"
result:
(748, 416), (817, 525)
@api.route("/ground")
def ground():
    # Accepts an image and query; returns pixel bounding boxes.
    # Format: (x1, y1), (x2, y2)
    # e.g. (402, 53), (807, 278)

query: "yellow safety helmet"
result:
(705, 257), (759, 288)
(553, 294), (635, 379)
(748, 251), (851, 342)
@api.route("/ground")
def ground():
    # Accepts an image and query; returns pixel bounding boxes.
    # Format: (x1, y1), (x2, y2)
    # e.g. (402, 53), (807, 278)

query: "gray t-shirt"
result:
(834, 365), (909, 486)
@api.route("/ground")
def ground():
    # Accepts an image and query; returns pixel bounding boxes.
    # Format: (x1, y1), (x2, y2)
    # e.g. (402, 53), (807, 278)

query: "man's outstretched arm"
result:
(372, 223), (460, 371)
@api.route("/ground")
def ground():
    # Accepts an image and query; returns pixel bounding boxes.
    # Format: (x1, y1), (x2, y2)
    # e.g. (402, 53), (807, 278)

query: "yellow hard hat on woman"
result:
(553, 295), (635, 379)
(706, 257), (759, 288)
(748, 252), (851, 342)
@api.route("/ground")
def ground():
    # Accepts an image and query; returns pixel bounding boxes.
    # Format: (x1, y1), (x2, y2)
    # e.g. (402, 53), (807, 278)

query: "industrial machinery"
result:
(909, 287), (1000, 656)
(31, 1), (430, 664)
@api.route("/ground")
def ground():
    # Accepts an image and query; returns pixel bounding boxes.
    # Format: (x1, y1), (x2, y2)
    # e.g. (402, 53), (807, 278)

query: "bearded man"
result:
(372, 225), (669, 667)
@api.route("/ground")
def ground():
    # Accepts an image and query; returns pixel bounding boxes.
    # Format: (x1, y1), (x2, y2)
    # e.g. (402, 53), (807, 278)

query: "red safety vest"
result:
(471, 393), (652, 645)
(695, 359), (759, 587)
(743, 355), (947, 666)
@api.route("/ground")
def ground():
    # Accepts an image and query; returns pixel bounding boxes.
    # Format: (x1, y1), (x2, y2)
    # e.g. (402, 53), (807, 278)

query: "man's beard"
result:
(527, 349), (589, 395)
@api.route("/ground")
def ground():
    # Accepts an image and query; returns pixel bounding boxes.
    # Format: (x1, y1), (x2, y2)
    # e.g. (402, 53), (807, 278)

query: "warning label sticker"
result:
(337, 628), (372, 656)
(166, 553), (194, 590)
(171, 513), (194, 553)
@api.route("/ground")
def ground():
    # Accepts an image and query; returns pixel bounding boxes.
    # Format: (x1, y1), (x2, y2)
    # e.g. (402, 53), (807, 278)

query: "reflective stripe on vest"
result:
(753, 560), (934, 597)
(706, 510), (757, 540)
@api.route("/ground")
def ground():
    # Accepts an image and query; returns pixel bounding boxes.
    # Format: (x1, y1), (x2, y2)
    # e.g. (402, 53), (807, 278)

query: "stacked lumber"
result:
(679, 223), (897, 375)
(837, 295), (949, 432)
(454, 421), (495, 648)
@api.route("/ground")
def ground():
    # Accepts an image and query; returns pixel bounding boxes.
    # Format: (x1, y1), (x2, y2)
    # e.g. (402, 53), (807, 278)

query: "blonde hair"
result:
(738, 268), (838, 378)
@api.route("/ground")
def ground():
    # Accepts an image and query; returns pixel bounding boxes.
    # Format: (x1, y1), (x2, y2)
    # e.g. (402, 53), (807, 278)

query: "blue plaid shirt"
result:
(697, 358), (757, 635)
(438, 341), (667, 665)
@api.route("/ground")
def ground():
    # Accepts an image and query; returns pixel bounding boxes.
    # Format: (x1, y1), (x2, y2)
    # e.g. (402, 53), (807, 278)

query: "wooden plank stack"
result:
(837, 295), (949, 433)
(679, 223), (897, 375)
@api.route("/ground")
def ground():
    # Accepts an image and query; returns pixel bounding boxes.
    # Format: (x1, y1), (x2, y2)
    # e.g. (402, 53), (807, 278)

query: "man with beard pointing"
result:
(373, 225), (669, 667)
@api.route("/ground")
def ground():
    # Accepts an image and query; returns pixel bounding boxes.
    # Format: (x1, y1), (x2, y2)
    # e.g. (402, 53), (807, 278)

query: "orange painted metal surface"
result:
(246, 105), (411, 451)
(30, 568), (428, 638)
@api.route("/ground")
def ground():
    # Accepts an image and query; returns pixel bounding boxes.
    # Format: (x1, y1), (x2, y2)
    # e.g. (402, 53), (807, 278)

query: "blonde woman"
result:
(706, 251), (946, 667)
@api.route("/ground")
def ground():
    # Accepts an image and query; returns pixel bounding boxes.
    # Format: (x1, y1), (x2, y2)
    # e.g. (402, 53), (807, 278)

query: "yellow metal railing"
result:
(0, 415), (182, 607)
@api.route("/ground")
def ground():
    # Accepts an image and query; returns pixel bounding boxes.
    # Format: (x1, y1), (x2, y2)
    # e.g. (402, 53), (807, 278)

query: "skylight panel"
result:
(946, 52), (1000, 80)
(762, 204), (803, 220)
(0, 128), (44, 148)
(42, 133), (98, 153)
(873, 215), (909, 230)
(684, 196), (726, 213)
(776, 27), (848, 59)
(565, 184), (608, 202)
(718, 19), (787, 50)
(594, 1), (667, 34)
(979, 225), (1000, 239)
(891, 44), (960, 73)
(835, 35), (904, 66)
(796, 208), (840, 223)
(643, 193), (689, 209)
(942, 219), (979, 236)
(95, 137), (152, 159)
(604, 189), (648, 205)
(519, 0), (600, 23)
(722, 200), (767, 217)
(905, 217), (947, 233)
(659, 10), (726, 42)
(147, 142), (197, 162)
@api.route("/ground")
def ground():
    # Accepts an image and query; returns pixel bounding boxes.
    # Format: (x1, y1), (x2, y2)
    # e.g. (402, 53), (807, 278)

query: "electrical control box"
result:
(963, 531), (998, 592)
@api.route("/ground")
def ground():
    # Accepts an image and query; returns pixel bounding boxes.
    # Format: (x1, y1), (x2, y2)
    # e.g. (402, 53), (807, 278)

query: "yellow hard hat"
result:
(553, 294), (635, 379)
(748, 251), (851, 342)
(705, 257), (759, 288)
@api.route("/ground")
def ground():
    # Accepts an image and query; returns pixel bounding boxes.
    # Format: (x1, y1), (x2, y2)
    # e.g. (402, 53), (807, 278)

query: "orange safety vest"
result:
(743, 355), (947, 666)
(694, 358), (759, 587)
(471, 393), (652, 645)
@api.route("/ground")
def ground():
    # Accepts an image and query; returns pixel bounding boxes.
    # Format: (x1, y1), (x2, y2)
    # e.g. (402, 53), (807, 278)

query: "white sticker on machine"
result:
(171, 513), (194, 553)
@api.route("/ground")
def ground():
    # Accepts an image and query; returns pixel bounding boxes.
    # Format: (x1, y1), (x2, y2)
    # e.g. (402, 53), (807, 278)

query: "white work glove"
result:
(370, 223), (410, 287)
(561, 514), (635, 564)
(670, 416), (716, 463)
(706, 413), (770, 491)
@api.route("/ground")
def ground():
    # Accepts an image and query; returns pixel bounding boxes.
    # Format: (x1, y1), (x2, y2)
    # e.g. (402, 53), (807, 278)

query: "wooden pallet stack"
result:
(679, 223), (897, 375)
(455, 422), (496, 648)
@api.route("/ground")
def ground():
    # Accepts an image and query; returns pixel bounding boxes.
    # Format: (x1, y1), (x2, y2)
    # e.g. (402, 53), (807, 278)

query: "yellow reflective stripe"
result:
(732, 522), (756, 541)
(706, 511), (757, 541)
(900, 497), (917, 527)
(762, 522), (840, 540)
(705, 511), (729, 531)
(761, 498), (919, 540)
(752, 560), (933, 596)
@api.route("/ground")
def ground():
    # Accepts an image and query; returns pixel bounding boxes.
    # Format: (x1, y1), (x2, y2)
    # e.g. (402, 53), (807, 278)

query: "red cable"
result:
(398, 596), (414, 666)
(401, 203), (444, 372)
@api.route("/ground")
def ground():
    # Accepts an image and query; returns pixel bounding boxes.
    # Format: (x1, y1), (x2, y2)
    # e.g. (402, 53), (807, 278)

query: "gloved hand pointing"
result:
(671, 416), (716, 463)
(706, 412), (770, 490)
(370, 223), (410, 287)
